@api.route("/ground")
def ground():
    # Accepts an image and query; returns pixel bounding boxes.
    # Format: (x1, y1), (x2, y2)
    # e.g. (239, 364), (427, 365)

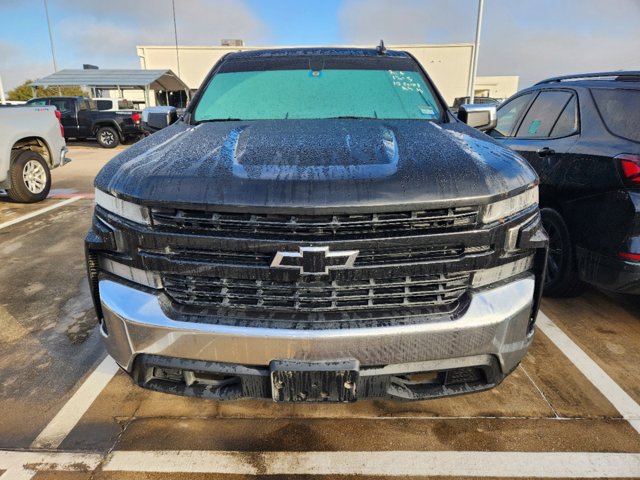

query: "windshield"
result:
(193, 64), (442, 122)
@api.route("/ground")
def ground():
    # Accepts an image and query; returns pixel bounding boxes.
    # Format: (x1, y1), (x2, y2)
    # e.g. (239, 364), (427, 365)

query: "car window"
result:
(495, 93), (535, 137)
(50, 99), (71, 113)
(516, 90), (573, 138)
(118, 99), (135, 110)
(549, 95), (578, 137)
(28, 99), (48, 106)
(96, 100), (112, 111)
(592, 88), (640, 143)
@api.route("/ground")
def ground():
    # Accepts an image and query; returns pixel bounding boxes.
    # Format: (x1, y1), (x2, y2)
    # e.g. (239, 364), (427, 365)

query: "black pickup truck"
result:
(26, 96), (144, 148)
(86, 47), (548, 402)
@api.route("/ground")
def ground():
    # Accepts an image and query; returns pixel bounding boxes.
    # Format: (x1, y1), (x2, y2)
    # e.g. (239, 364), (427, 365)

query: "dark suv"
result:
(86, 48), (547, 402)
(490, 72), (640, 296)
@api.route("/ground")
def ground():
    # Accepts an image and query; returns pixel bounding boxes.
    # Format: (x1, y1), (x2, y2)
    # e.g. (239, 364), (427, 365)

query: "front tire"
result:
(7, 150), (51, 203)
(96, 126), (120, 148)
(541, 208), (586, 297)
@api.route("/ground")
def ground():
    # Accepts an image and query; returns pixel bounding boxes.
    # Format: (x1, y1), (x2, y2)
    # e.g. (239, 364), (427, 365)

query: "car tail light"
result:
(617, 154), (640, 186)
(619, 251), (640, 262)
(54, 109), (64, 137)
(132, 112), (141, 125)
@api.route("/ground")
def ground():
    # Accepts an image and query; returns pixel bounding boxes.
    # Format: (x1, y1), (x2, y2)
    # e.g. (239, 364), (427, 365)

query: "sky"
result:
(0, 0), (639, 92)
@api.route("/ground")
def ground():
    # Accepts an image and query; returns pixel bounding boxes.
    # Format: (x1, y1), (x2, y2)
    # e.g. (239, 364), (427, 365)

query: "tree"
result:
(6, 81), (33, 101)
(7, 80), (85, 101)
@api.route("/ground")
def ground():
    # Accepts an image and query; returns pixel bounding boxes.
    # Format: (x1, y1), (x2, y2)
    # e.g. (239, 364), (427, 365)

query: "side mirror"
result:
(457, 104), (497, 131)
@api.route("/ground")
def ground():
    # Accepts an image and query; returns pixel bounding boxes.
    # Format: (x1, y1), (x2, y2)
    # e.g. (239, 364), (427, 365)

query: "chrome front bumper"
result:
(99, 276), (535, 375)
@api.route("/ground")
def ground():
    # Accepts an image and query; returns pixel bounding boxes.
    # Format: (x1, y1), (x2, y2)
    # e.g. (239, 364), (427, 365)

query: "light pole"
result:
(0, 75), (6, 105)
(171, 0), (181, 80)
(44, 0), (62, 95)
(171, 0), (187, 105)
(468, 0), (484, 104)
(44, 0), (58, 72)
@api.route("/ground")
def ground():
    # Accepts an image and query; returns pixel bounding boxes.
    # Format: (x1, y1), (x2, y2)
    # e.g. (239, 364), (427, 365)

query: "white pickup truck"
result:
(0, 105), (68, 202)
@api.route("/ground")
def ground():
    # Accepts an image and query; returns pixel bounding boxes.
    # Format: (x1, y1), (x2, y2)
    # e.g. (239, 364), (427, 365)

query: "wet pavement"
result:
(0, 143), (639, 479)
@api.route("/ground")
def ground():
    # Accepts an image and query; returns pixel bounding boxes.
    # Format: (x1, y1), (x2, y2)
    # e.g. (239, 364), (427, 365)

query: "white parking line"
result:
(101, 450), (640, 477)
(0, 449), (638, 478)
(30, 355), (119, 449)
(0, 450), (101, 480)
(0, 467), (35, 480)
(0, 196), (81, 230)
(537, 311), (640, 434)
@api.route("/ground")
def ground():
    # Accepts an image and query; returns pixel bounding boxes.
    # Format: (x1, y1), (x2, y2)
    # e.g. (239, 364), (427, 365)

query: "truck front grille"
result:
(141, 205), (488, 327)
(151, 207), (479, 239)
(163, 272), (471, 313)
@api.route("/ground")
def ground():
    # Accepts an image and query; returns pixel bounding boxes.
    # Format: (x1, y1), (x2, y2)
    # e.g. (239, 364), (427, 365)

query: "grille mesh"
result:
(163, 272), (471, 313)
(147, 206), (484, 325)
(151, 207), (478, 238)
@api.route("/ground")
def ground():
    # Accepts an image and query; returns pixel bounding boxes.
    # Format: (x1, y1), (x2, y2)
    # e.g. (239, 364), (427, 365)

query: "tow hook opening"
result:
(388, 365), (495, 400)
(394, 367), (486, 387)
(149, 366), (239, 389)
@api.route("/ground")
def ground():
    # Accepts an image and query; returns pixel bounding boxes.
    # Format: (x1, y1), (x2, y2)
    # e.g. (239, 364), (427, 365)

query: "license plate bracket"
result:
(270, 359), (360, 403)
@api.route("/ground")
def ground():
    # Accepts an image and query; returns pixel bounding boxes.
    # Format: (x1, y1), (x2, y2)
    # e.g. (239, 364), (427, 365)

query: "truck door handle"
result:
(537, 147), (555, 157)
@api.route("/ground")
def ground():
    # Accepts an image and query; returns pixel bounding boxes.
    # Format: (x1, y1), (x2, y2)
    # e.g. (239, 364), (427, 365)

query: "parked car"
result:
(86, 47), (547, 402)
(487, 71), (640, 296)
(25, 96), (143, 148)
(92, 97), (138, 112)
(0, 105), (68, 202)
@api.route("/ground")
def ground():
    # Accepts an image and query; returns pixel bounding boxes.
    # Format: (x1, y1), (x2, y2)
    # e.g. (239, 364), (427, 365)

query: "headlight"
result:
(482, 187), (538, 224)
(472, 256), (534, 288)
(95, 189), (150, 225)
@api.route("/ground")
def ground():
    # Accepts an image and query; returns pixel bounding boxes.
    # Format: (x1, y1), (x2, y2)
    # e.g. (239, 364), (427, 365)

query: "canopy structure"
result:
(30, 69), (189, 104)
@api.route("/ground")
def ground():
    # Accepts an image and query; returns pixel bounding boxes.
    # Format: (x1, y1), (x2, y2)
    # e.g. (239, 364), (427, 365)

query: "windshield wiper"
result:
(324, 116), (379, 120)
(195, 118), (244, 124)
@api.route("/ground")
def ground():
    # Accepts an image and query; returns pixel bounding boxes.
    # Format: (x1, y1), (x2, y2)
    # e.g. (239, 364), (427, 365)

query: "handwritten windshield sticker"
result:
(528, 120), (542, 134)
(388, 70), (424, 93)
(309, 70), (322, 78)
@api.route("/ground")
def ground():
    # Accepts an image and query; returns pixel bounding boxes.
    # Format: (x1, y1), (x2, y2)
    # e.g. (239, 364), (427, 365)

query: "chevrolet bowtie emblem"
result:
(271, 246), (359, 275)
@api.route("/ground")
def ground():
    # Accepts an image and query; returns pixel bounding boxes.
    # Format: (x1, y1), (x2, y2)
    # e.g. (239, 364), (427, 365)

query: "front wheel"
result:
(7, 150), (51, 203)
(96, 126), (120, 148)
(541, 208), (586, 297)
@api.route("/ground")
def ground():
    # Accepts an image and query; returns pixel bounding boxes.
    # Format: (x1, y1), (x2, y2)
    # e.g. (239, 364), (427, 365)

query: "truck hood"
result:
(95, 119), (537, 211)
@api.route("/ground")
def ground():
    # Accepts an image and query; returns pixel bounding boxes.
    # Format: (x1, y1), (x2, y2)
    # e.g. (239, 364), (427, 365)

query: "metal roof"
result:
(29, 69), (188, 91)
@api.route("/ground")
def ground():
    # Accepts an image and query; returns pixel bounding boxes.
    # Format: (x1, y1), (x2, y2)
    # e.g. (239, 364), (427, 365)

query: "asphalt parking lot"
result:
(0, 143), (639, 479)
